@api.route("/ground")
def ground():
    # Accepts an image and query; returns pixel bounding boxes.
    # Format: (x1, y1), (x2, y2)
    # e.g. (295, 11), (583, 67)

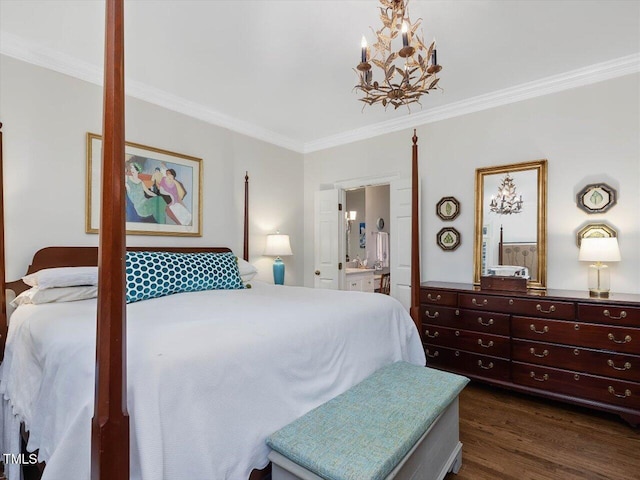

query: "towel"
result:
(376, 232), (389, 268)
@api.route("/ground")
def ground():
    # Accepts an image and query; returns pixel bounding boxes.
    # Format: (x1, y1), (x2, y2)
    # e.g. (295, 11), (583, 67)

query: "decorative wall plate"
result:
(437, 227), (461, 251)
(436, 196), (460, 221)
(576, 222), (617, 247)
(576, 183), (617, 214)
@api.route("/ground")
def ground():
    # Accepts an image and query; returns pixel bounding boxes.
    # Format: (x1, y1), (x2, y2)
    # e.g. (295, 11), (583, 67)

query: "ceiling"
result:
(1, 1), (639, 152)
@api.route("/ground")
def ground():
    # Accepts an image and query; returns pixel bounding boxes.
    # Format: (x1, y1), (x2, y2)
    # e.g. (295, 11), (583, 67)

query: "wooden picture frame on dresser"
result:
(420, 281), (640, 427)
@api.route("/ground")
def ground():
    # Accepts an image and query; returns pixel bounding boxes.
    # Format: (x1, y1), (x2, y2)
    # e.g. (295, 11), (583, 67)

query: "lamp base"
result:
(273, 257), (285, 285)
(587, 263), (610, 299)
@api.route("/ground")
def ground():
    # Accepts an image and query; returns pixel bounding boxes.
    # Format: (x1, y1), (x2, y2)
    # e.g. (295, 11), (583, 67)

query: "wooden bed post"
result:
(410, 130), (421, 336)
(0, 123), (7, 362)
(91, 0), (129, 479)
(244, 171), (249, 261)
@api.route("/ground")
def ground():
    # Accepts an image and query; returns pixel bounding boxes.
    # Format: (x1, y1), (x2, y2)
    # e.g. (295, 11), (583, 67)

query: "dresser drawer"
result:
(421, 306), (510, 335)
(512, 316), (639, 354)
(457, 309), (510, 336)
(578, 303), (640, 327)
(512, 339), (640, 382)
(509, 298), (575, 320)
(459, 293), (513, 312)
(423, 325), (510, 358)
(512, 362), (640, 411)
(420, 288), (457, 306)
(421, 305), (459, 325)
(424, 345), (510, 382)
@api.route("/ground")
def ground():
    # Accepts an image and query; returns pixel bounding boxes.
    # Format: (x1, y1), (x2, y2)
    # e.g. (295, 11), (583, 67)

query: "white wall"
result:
(304, 74), (640, 294)
(0, 55), (304, 285)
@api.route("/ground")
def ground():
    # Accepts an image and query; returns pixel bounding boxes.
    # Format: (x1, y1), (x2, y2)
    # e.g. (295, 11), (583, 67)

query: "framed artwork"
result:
(359, 222), (366, 248)
(437, 227), (461, 251)
(576, 183), (617, 214)
(576, 223), (617, 247)
(86, 133), (203, 236)
(436, 196), (460, 221)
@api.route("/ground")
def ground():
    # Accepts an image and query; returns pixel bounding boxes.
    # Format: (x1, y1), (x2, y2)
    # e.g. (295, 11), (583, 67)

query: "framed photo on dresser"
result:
(86, 133), (203, 236)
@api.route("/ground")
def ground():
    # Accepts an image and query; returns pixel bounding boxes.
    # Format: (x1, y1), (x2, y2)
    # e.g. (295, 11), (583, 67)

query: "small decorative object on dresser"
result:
(420, 281), (640, 427)
(437, 227), (461, 251)
(576, 183), (617, 214)
(436, 196), (461, 221)
(576, 222), (617, 247)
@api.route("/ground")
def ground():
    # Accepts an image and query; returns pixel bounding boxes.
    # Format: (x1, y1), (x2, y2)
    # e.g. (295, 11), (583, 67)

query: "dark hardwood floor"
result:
(446, 382), (640, 480)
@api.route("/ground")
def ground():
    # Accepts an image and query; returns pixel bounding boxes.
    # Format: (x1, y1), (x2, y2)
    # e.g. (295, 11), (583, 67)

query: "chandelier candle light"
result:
(356, 0), (442, 110)
(490, 174), (523, 215)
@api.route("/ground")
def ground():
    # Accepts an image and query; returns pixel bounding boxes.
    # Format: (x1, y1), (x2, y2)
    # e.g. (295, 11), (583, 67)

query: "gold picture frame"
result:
(86, 133), (203, 236)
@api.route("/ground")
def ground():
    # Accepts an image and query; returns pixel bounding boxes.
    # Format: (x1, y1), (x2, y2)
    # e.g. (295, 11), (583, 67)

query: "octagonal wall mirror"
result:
(473, 159), (547, 290)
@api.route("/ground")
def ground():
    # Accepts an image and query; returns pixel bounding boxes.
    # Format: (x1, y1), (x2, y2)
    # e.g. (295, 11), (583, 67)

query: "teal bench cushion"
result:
(266, 362), (469, 480)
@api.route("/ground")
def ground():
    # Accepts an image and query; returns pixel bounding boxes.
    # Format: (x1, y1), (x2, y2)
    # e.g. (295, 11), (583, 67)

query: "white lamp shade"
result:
(579, 237), (621, 262)
(348, 211), (357, 221)
(264, 234), (293, 257)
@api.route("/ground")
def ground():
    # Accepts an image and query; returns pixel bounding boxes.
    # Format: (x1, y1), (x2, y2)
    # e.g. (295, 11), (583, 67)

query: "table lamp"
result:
(578, 237), (621, 298)
(264, 233), (293, 285)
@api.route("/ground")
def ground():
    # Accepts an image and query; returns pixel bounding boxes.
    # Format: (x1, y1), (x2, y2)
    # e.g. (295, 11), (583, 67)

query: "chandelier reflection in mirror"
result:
(355, 0), (442, 110)
(490, 174), (523, 215)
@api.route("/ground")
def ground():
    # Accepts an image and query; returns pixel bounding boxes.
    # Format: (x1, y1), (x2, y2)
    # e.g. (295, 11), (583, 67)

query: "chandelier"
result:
(490, 174), (523, 215)
(355, 0), (442, 110)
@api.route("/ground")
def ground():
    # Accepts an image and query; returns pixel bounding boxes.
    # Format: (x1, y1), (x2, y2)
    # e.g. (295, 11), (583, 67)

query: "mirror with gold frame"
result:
(474, 160), (547, 290)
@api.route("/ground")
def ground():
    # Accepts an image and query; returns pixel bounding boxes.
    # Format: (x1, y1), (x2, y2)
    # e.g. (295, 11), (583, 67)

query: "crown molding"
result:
(0, 32), (305, 153)
(304, 53), (640, 153)
(2, 32), (637, 155)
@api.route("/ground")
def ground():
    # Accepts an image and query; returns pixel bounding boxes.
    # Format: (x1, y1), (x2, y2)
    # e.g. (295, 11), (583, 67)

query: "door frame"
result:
(333, 173), (401, 294)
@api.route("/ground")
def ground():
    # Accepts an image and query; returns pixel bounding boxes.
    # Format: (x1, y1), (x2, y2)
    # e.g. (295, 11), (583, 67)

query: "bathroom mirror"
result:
(473, 160), (547, 290)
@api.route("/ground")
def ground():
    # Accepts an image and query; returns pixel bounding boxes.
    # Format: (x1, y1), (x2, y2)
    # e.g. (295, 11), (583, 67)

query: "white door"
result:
(314, 189), (344, 289)
(390, 178), (413, 311)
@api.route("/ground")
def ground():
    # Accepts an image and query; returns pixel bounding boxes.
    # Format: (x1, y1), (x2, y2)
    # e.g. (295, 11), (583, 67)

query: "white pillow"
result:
(237, 257), (258, 282)
(23, 266), (98, 289)
(11, 286), (98, 307)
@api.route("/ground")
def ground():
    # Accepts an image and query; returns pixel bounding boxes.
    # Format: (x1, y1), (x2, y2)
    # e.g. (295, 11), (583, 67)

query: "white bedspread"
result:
(0, 282), (425, 480)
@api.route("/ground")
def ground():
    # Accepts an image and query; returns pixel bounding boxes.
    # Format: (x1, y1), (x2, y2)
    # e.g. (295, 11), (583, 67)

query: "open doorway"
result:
(344, 185), (390, 294)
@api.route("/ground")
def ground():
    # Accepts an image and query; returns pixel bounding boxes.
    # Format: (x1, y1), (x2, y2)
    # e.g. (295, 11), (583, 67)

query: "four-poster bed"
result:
(0, 1), (426, 479)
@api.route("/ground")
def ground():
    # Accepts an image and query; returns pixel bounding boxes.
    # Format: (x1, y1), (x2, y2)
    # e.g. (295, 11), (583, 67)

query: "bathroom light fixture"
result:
(355, 0), (442, 110)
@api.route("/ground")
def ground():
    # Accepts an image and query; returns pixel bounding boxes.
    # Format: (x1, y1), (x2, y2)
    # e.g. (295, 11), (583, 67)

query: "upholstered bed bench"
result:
(266, 362), (469, 480)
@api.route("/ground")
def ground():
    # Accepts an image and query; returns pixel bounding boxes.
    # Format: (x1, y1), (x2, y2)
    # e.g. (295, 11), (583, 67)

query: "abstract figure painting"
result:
(86, 133), (202, 236)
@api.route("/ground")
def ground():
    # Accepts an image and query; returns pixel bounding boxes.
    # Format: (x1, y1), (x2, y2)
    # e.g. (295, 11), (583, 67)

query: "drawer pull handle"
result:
(425, 310), (439, 319)
(536, 304), (556, 314)
(477, 360), (494, 370)
(427, 294), (441, 302)
(574, 374), (580, 381)
(608, 386), (632, 399)
(608, 333), (632, 344)
(607, 359), (632, 371)
(509, 299), (514, 305)
(425, 330), (439, 339)
(477, 339), (494, 348)
(604, 309), (627, 320)
(530, 324), (549, 334)
(529, 348), (549, 358)
(478, 317), (494, 327)
(573, 349), (580, 356)
(455, 330), (460, 336)
(530, 372), (549, 382)
(425, 349), (439, 359)
(454, 350), (460, 357)
(472, 298), (488, 306)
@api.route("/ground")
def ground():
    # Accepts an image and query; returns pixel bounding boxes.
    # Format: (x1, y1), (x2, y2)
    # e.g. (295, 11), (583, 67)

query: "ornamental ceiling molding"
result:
(1, 32), (638, 155)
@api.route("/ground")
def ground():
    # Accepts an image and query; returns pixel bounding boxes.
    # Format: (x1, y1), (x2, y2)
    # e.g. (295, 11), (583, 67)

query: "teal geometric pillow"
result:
(125, 251), (244, 304)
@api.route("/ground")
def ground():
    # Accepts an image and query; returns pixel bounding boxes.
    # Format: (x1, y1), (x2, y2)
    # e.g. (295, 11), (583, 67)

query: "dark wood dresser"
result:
(420, 281), (640, 427)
